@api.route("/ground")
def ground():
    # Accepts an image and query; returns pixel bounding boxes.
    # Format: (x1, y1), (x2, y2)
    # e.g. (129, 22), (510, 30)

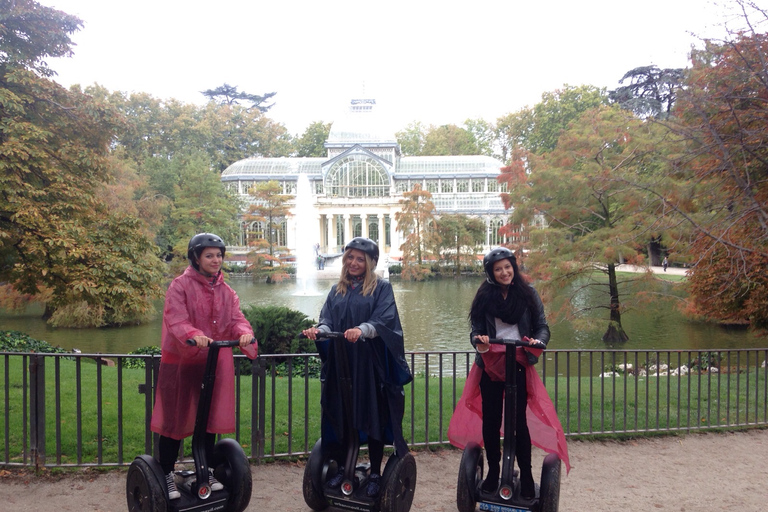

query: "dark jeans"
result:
(479, 366), (532, 479)
(158, 433), (216, 474)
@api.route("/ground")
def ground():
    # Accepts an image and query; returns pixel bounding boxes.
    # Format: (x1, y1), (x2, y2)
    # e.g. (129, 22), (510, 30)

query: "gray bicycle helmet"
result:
(483, 247), (516, 284)
(344, 237), (379, 269)
(187, 233), (226, 270)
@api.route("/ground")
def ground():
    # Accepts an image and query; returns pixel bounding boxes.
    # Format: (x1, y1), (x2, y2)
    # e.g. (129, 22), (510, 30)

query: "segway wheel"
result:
(380, 452), (417, 512)
(456, 443), (483, 512)
(126, 457), (167, 512)
(538, 453), (562, 512)
(212, 438), (253, 512)
(302, 440), (329, 511)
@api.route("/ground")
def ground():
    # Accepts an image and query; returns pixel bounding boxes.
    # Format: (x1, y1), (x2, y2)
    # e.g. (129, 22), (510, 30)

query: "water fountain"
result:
(293, 174), (322, 296)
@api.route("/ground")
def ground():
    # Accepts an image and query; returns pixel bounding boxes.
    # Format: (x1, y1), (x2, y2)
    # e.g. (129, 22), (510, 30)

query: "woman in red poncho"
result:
(150, 233), (258, 500)
(447, 248), (569, 499)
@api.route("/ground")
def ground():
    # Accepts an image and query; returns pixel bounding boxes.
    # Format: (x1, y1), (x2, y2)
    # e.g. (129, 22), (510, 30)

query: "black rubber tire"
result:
(212, 438), (253, 512)
(302, 440), (329, 511)
(380, 452), (417, 512)
(538, 453), (562, 512)
(126, 457), (167, 512)
(456, 445), (482, 512)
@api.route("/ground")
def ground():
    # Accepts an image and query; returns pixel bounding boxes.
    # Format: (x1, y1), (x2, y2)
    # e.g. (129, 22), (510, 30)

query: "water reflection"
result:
(0, 277), (763, 354)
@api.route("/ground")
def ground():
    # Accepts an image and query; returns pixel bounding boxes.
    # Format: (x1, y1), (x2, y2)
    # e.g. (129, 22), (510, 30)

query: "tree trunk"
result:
(602, 263), (629, 343)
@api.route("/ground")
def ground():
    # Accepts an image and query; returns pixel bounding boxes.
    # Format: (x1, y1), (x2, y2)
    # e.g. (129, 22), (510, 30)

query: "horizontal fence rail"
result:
(1, 348), (767, 469)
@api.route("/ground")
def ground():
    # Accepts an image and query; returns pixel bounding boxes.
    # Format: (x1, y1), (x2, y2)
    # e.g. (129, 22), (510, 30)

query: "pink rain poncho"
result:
(447, 344), (571, 473)
(151, 266), (257, 440)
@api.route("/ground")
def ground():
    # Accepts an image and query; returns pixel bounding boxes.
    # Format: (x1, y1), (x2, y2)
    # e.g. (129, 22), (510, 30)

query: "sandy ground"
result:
(1, 429), (766, 512)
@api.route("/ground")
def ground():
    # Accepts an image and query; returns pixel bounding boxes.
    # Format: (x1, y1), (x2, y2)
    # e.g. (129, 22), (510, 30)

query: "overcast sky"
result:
(42, 0), (738, 136)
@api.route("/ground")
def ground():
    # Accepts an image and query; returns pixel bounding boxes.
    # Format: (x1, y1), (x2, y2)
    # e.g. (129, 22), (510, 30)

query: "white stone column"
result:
(377, 214), (385, 249)
(328, 214), (336, 253)
(343, 213), (351, 245)
(360, 213), (368, 239)
(389, 213), (399, 254)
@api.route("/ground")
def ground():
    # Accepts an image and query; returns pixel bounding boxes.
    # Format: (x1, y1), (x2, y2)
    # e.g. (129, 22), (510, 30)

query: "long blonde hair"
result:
(335, 249), (378, 297)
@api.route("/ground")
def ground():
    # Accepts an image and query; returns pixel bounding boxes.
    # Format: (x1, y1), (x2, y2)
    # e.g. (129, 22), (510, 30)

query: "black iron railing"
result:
(2, 348), (767, 469)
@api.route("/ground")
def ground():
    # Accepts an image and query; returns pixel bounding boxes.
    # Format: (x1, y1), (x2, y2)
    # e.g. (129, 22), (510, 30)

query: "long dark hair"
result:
(469, 256), (537, 326)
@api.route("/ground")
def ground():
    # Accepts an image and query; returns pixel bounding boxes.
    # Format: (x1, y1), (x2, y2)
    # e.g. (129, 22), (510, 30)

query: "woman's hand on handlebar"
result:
(302, 327), (319, 341)
(239, 334), (255, 348)
(474, 335), (490, 353)
(192, 335), (213, 348)
(344, 327), (363, 343)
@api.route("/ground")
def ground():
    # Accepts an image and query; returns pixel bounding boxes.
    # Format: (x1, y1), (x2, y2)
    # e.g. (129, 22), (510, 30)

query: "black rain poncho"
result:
(315, 278), (412, 457)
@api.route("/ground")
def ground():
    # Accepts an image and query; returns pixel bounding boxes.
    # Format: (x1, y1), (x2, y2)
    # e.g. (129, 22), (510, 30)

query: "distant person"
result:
(302, 237), (411, 498)
(663, 256), (668, 272)
(151, 233), (258, 500)
(448, 247), (570, 497)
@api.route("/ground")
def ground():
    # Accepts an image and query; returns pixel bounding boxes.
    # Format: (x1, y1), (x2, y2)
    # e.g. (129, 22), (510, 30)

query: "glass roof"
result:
(222, 157), (324, 176)
(398, 155), (502, 175)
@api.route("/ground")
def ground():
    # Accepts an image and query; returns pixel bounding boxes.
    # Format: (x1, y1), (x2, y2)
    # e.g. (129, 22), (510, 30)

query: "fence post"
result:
(252, 357), (266, 463)
(29, 355), (46, 470)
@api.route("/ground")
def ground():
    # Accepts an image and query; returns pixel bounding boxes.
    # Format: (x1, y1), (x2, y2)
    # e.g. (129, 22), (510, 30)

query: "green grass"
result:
(2, 353), (766, 466)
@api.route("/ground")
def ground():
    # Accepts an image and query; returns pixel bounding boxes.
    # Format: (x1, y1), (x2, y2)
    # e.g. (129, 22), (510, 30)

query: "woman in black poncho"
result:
(302, 237), (412, 498)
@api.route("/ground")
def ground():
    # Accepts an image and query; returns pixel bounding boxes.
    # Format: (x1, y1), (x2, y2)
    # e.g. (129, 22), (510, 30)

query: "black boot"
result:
(519, 467), (535, 500)
(481, 462), (499, 493)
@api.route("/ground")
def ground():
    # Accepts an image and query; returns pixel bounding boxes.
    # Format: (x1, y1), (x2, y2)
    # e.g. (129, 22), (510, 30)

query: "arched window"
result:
(489, 218), (505, 246)
(325, 155), (390, 197)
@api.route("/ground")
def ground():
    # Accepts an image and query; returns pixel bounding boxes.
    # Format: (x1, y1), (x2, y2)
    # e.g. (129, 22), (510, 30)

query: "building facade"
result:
(220, 99), (520, 262)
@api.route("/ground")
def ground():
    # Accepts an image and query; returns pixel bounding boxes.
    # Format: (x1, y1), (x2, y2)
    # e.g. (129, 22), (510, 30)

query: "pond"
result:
(1, 276), (764, 354)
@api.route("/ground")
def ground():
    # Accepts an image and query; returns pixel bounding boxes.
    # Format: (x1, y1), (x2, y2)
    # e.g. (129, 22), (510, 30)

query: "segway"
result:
(301, 332), (417, 512)
(457, 337), (561, 512)
(127, 339), (254, 512)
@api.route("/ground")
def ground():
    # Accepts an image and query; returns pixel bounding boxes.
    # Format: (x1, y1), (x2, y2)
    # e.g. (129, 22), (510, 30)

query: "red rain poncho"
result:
(151, 266), (257, 440)
(447, 344), (571, 473)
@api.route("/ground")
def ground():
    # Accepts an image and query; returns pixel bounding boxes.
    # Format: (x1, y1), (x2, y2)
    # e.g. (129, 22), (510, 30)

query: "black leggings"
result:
(158, 433), (217, 474)
(479, 366), (531, 477)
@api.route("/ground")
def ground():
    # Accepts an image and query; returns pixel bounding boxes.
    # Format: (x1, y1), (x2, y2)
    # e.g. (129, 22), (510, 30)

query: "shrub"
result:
(242, 305), (316, 357)
(0, 331), (68, 354)
(123, 345), (162, 369)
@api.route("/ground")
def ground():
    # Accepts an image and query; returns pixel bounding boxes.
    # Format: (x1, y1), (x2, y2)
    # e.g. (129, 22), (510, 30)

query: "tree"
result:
(395, 184), (438, 280)
(422, 124), (477, 156)
(434, 214), (486, 275)
(463, 118), (495, 157)
(0, 0), (165, 326)
(525, 84), (608, 154)
(501, 105), (676, 342)
(246, 181), (291, 281)
(668, 5), (768, 330)
(166, 151), (244, 268)
(293, 121), (331, 157)
(201, 83), (277, 112)
(495, 108), (535, 163)
(609, 65), (686, 119)
(396, 121), (426, 156)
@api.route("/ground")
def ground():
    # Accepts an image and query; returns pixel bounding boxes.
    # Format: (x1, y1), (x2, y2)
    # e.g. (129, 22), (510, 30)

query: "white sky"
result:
(42, 0), (737, 136)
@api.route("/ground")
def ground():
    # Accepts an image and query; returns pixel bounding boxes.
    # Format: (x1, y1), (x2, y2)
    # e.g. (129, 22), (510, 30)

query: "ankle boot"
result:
(519, 468), (535, 499)
(481, 462), (499, 493)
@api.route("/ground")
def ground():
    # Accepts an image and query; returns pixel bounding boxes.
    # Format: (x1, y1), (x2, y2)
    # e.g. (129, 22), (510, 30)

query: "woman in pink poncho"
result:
(447, 248), (569, 499)
(150, 233), (258, 500)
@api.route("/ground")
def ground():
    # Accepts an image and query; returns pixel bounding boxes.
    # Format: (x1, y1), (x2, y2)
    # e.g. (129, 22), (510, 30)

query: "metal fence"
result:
(2, 348), (767, 469)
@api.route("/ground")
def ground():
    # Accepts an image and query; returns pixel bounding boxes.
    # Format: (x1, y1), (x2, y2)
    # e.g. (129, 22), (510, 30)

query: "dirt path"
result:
(1, 429), (766, 511)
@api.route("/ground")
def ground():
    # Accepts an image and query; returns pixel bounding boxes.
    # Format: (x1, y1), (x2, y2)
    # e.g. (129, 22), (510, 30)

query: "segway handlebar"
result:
(185, 338), (256, 348)
(299, 331), (367, 342)
(478, 336), (547, 350)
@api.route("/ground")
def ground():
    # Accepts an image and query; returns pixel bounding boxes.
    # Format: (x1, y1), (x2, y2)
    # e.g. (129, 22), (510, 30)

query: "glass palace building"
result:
(220, 98), (516, 261)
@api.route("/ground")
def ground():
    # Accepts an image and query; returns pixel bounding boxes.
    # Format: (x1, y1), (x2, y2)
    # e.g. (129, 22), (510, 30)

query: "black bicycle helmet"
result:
(187, 233), (226, 270)
(344, 237), (379, 269)
(483, 247), (515, 284)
